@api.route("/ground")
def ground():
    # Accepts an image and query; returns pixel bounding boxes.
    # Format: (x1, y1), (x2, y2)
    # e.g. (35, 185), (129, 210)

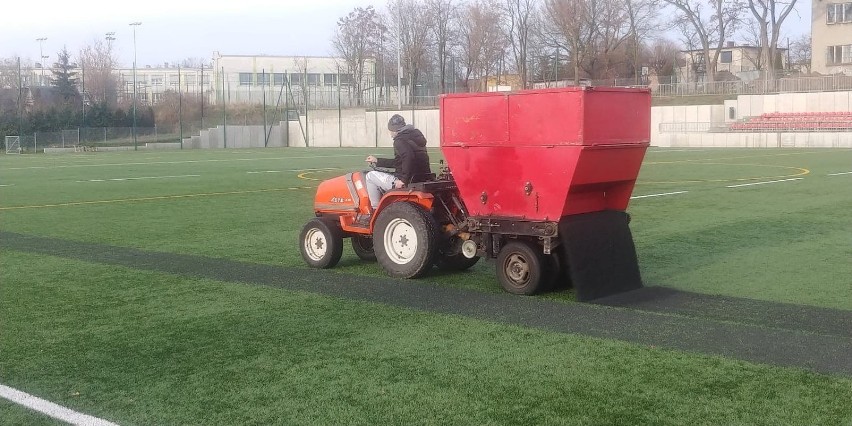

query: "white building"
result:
(812, 0), (852, 74)
(678, 43), (788, 82)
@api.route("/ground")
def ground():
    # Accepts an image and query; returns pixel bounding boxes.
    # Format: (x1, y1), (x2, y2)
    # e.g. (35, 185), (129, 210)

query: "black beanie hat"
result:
(388, 114), (406, 132)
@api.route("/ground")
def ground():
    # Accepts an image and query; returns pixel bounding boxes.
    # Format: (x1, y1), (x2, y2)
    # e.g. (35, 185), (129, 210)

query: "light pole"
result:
(36, 37), (47, 86)
(129, 22), (141, 150)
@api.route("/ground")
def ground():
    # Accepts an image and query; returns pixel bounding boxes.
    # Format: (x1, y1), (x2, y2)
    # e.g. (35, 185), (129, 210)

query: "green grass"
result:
(2, 147), (852, 424)
(2, 251), (851, 425)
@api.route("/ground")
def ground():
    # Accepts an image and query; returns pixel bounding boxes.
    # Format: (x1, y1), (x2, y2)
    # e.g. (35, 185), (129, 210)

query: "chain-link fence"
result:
(11, 127), (163, 153)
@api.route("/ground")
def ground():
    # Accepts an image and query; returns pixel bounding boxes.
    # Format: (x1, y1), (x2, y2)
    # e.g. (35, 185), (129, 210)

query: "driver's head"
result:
(388, 114), (406, 136)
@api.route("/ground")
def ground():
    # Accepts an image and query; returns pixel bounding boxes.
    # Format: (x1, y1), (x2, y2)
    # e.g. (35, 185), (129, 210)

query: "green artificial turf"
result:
(2, 251), (851, 425)
(2, 147), (851, 424)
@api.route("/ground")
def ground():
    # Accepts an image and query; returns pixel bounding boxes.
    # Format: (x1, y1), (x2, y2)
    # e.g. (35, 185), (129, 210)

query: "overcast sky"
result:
(2, 0), (812, 69)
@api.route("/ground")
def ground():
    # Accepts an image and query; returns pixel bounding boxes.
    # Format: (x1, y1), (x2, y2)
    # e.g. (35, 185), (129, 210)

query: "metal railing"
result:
(651, 75), (852, 97)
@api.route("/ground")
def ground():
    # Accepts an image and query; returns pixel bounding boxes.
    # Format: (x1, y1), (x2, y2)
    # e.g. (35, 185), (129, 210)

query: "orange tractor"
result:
(299, 87), (651, 300)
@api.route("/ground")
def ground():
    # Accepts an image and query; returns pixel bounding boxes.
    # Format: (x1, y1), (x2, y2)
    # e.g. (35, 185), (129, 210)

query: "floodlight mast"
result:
(130, 22), (142, 150)
(36, 37), (47, 86)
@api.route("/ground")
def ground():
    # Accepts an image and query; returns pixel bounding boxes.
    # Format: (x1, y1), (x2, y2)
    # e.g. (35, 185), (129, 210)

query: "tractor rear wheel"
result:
(374, 202), (438, 278)
(299, 218), (344, 269)
(496, 241), (545, 295)
(351, 235), (376, 262)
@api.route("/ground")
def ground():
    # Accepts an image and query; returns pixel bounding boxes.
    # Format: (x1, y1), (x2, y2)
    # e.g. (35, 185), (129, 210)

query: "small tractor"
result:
(299, 87), (651, 300)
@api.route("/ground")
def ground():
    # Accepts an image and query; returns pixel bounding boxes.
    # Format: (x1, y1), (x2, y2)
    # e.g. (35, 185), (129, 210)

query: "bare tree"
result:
(504, 0), (538, 89)
(625, 0), (664, 83)
(78, 38), (119, 106)
(428, 0), (459, 94)
(664, 0), (742, 83)
(746, 0), (797, 79)
(332, 6), (384, 105)
(0, 57), (32, 91)
(458, 0), (505, 90)
(388, 0), (436, 101)
(540, 0), (599, 85)
(647, 38), (681, 80)
(180, 57), (209, 68)
(788, 33), (811, 73)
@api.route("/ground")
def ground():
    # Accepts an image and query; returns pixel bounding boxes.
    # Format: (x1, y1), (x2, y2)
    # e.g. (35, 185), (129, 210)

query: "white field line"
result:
(247, 167), (339, 174)
(5, 154), (368, 171)
(828, 171), (852, 176)
(0, 184), (14, 187)
(726, 178), (803, 188)
(631, 191), (688, 199)
(76, 174), (200, 183)
(0, 384), (119, 426)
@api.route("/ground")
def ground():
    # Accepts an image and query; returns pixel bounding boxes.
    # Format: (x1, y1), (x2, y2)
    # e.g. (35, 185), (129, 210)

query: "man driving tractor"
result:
(364, 114), (432, 209)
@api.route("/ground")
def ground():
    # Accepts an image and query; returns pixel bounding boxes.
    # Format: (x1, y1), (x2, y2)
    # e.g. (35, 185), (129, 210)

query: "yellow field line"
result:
(0, 187), (315, 211)
(639, 162), (810, 185)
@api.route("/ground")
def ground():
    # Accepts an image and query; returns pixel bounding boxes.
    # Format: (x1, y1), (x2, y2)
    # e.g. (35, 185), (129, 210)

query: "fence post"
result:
(104, 127), (107, 144)
(34, 132), (37, 153)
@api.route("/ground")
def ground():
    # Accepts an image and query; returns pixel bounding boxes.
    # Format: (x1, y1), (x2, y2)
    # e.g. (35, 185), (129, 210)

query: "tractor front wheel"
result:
(299, 218), (344, 269)
(374, 202), (438, 278)
(496, 241), (545, 295)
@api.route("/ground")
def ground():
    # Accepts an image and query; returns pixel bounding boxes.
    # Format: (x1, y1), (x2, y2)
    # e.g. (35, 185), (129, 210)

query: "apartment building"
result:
(679, 43), (788, 82)
(812, 0), (852, 74)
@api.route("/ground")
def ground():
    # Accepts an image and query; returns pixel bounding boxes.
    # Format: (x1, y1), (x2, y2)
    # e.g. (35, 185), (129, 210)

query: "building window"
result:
(340, 74), (352, 85)
(827, 45), (852, 65)
(307, 73), (321, 85)
(290, 73), (302, 85)
(324, 73), (338, 86)
(239, 73), (253, 86)
(720, 51), (733, 64)
(185, 75), (196, 85)
(151, 75), (163, 86)
(256, 73), (270, 86)
(827, 3), (852, 23)
(273, 73), (287, 86)
(152, 93), (162, 103)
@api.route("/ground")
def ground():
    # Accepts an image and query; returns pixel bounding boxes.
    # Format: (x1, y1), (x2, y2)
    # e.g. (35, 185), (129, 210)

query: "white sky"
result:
(1, 0), (812, 69)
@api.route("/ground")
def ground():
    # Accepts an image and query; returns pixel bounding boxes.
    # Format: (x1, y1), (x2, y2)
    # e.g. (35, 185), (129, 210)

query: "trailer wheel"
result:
(351, 235), (376, 262)
(299, 218), (344, 269)
(436, 254), (480, 271)
(496, 241), (545, 295)
(374, 202), (438, 278)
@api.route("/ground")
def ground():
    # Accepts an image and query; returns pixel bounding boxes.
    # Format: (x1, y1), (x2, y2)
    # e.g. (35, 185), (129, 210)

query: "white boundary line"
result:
(726, 178), (803, 188)
(5, 154), (368, 171)
(631, 191), (688, 199)
(247, 167), (339, 174)
(828, 171), (852, 176)
(0, 184), (14, 187)
(0, 384), (119, 426)
(76, 174), (200, 183)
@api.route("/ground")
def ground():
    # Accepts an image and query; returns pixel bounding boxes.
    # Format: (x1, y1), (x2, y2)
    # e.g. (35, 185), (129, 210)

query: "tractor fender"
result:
(372, 191), (435, 227)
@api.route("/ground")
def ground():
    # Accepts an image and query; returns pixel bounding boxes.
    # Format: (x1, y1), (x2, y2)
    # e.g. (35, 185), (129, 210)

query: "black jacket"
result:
(375, 125), (432, 183)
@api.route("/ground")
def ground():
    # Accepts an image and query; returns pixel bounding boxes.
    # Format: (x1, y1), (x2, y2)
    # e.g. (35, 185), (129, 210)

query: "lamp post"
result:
(129, 22), (141, 150)
(36, 37), (47, 86)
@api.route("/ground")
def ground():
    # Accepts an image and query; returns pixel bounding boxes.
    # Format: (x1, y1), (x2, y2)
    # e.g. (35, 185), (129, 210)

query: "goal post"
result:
(5, 136), (21, 154)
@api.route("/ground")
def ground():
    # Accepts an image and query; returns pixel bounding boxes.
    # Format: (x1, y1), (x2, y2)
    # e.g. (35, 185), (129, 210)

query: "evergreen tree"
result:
(51, 47), (80, 104)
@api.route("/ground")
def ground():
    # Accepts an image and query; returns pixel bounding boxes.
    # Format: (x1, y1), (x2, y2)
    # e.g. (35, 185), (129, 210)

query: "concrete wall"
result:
(186, 91), (852, 149)
(286, 108), (440, 148)
(734, 91), (852, 117)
